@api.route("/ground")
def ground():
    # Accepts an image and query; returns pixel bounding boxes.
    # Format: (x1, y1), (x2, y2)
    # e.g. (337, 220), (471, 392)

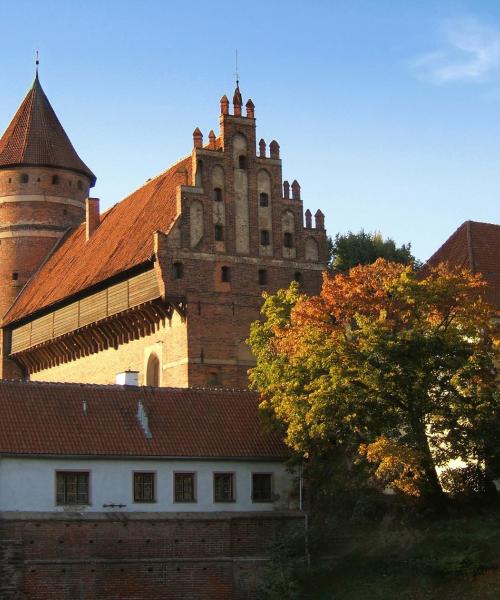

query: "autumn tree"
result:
(329, 230), (416, 272)
(248, 260), (499, 505)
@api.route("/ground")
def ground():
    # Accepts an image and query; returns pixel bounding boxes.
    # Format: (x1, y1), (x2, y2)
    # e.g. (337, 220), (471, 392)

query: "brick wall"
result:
(0, 512), (304, 599)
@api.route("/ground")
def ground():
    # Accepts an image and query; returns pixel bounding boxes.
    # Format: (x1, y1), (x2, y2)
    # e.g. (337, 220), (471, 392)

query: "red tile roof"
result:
(426, 221), (500, 310)
(0, 75), (95, 184)
(0, 381), (287, 459)
(3, 156), (192, 325)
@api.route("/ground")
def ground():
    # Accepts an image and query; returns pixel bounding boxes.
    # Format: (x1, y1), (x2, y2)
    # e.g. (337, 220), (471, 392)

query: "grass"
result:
(261, 507), (500, 599)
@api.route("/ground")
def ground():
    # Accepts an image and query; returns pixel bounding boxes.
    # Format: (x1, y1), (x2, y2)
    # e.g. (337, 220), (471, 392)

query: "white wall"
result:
(0, 457), (295, 513)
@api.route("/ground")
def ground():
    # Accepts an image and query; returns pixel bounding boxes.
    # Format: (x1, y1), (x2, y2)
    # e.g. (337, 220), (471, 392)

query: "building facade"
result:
(0, 76), (328, 389)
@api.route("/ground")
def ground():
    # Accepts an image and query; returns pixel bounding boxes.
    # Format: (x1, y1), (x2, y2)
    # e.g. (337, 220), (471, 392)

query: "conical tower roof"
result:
(0, 74), (96, 185)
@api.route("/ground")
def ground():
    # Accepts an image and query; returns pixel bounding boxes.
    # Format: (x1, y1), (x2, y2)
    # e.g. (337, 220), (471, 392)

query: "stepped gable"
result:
(3, 156), (192, 325)
(0, 74), (95, 184)
(426, 220), (500, 310)
(0, 381), (286, 458)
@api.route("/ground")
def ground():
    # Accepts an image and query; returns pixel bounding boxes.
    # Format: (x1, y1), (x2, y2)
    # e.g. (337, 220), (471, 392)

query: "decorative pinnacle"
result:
(35, 50), (39, 77)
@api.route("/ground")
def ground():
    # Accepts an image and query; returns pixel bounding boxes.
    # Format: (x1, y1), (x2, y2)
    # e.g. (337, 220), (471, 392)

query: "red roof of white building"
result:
(0, 381), (287, 460)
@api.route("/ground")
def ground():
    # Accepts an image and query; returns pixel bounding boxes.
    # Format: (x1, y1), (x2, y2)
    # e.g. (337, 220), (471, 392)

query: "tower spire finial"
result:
(35, 50), (39, 78)
(235, 48), (239, 87)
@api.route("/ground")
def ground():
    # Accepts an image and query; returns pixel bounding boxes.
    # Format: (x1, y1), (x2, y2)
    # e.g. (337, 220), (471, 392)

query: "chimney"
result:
(85, 198), (100, 241)
(116, 370), (139, 386)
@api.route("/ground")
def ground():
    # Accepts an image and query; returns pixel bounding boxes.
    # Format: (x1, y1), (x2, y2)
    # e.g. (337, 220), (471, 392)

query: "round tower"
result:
(0, 72), (95, 319)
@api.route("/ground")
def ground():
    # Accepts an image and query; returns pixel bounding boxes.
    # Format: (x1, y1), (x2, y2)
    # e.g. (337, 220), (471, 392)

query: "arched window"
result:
(238, 155), (247, 170)
(259, 192), (269, 207)
(173, 262), (184, 279)
(20, 173), (29, 184)
(258, 269), (268, 285)
(221, 266), (230, 282)
(215, 224), (224, 241)
(260, 230), (270, 246)
(283, 232), (294, 248)
(146, 353), (160, 387)
(52, 175), (59, 185)
(213, 187), (223, 202)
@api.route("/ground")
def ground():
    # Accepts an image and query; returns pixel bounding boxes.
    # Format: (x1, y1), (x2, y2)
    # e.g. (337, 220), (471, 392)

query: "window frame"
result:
(259, 192), (269, 207)
(251, 472), (274, 503)
(55, 470), (91, 506)
(133, 471), (157, 503)
(213, 472), (236, 503)
(258, 269), (268, 286)
(221, 266), (230, 283)
(213, 187), (223, 202)
(173, 472), (197, 503)
(238, 155), (247, 170)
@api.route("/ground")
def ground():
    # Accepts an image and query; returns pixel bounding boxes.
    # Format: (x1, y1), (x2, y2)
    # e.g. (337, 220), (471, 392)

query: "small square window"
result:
(258, 269), (268, 286)
(252, 473), (273, 502)
(174, 473), (196, 502)
(259, 193), (269, 207)
(221, 266), (230, 282)
(238, 155), (247, 170)
(214, 473), (235, 502)
(134, 472), (156, 503)
(213, 188), (223, 202)
(56, 471), (89, 505)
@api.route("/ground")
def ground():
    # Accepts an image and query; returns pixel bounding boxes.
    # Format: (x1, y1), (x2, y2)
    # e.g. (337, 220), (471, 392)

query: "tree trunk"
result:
(409, 412), (447, 508)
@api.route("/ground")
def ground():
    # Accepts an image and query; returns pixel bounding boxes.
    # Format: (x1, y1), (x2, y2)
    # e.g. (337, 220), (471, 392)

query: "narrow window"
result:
(294, 272), (303, 284)
(215, 224), (224, 241)
(252, 473), (273, 502)
(174, 473), (196, 502)
(8, 178), (11, 183)
(221, 266), (230, 282)
(173, 262), (184, 279)
(134, 472), (156, 503)
(214, 473), (235, 502)
(56, 472), (89, 505)
(260, 230), (270, 246)
(213, 187), (223, 202)
(146, 353), (160, 387)
(52, 175), (59, 185)
(258, 269), (267, 286)
(20, 173), (29, 184)
(259, 192), (269, 207)
(11, 272), (18, 281)
(283, 232), (294, 248)
(238, 155), (247, 170)
(77, 180), (83, 190)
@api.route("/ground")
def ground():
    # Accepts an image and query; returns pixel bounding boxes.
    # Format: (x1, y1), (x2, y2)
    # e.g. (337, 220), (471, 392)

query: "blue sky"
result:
(0, 0), (499, 261)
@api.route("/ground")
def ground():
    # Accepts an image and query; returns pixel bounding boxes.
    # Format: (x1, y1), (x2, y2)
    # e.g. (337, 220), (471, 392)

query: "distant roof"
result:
(426, 220), (500, 310)
(0, 381), (286, 459)
(3, 156), (192, 325)
(0, 74), (95, 184)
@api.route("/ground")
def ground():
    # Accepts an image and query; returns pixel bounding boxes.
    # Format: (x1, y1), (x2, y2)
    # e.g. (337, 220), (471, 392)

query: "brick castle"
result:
(0, 73), (328, 388)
